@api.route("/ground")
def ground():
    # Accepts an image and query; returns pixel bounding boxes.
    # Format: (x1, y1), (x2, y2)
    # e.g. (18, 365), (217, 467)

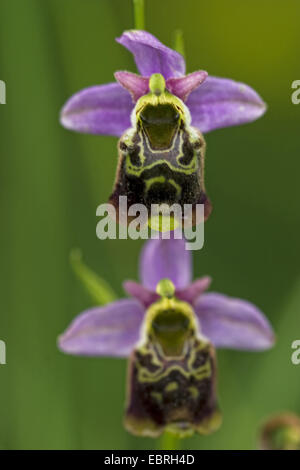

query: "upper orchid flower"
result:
(58, 238), (274, 437)
(60, 31), (266, 222)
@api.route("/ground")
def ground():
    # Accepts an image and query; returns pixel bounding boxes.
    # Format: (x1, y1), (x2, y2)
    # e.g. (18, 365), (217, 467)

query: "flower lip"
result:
(144, 295), (198, 357)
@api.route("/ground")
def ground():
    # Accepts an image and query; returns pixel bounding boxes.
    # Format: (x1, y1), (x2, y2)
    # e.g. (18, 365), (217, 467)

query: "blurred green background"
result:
(0, 0), (300, 450)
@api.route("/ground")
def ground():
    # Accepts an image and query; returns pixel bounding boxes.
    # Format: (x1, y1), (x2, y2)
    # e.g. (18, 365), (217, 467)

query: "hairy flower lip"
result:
(60, 29), (267, 137)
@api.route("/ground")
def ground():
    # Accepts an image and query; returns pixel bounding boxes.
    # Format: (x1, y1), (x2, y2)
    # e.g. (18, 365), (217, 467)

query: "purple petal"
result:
(195, 293), (275, 350)
(115, 71), (149, 102)
(60, 82), (133, 137)
(166, 71), (208, 102)
(186, 76), (267, 133)
(140, 238), (192, 291)
(117, 30), (185, 79)
(58, 299), (145, 358)
(123, 281), (158, 308)
(176, 276), (212, 304)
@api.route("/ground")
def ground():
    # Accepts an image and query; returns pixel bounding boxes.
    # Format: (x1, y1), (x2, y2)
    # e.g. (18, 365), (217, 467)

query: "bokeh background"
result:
(0, 0), (300, 450)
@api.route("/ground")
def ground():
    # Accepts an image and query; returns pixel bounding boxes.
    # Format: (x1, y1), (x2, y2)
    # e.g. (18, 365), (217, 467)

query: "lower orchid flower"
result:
(58, 238), (275, 437)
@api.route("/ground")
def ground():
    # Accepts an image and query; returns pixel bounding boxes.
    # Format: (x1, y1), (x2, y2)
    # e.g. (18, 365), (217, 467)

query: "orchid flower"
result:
(60, 30), (266, 221)
(58, 238), (274, 437)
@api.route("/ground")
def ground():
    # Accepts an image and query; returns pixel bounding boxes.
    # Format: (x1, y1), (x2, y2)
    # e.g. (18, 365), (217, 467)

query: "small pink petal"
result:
(115, 71), (149, 102)
(176, 276), (212, 304)
(166, 71), (208, 102)
(123, 281), (158, 308)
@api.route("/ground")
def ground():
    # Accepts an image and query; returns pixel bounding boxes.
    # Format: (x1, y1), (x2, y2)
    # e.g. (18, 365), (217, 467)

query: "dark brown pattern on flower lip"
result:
(109, 123), (211, 225)
(124, 337), (221, 437)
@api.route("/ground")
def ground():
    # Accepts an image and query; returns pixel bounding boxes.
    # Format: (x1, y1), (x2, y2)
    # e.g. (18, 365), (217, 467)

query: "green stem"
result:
(133, 0), (145, 30)
(159, 430), (180, 450)
(173, 29), (185, 57)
